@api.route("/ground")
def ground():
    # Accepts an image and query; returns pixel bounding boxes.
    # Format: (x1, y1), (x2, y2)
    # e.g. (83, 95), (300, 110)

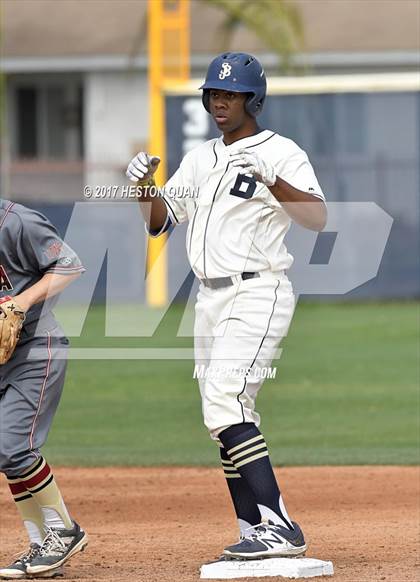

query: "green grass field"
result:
(45, 301), (419, 467)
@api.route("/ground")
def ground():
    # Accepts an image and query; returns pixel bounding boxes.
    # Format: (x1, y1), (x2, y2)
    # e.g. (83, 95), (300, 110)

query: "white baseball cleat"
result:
(26, 521), (88, 575)
(0, 544), (63, 579)
(0, 543), (40, 580)
(223, 520), (307, 559)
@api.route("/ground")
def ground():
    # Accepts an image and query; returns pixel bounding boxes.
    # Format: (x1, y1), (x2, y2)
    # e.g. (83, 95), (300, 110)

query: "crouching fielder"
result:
(0, 199), (88, 579)
(127, 52), (327, 559)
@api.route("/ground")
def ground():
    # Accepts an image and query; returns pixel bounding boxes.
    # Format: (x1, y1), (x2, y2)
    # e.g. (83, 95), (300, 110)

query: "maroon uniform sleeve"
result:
(16, 210), (85, 276)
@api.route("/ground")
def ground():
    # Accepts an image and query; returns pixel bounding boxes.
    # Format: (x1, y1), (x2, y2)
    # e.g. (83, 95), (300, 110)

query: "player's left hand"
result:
(230, 149), (277, 187)
(0, 296), (26, 365)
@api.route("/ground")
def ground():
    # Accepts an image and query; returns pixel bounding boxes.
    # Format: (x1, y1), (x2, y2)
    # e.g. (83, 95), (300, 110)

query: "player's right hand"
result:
(126, 152), (161, 182)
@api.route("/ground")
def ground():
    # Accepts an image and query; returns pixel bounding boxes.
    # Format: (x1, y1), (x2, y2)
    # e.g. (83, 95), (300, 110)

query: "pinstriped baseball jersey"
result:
(155, 130), (325, 279)
(0, 199), (85, 330)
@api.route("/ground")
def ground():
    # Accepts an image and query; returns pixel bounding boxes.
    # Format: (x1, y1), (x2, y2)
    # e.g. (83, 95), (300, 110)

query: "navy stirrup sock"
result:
(219, 423), (293, 530)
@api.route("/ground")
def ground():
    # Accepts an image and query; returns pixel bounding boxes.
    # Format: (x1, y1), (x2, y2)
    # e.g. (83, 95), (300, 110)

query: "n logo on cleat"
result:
(260, 533), (285, 549)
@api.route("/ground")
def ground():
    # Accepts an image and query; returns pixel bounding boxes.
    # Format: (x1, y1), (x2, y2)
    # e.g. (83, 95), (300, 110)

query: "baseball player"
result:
(127, 52), (327, 559)
(0, 199), (88, 579)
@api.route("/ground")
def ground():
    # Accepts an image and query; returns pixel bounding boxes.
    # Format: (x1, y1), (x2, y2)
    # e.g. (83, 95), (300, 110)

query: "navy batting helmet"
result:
(200, 52), (266, 117)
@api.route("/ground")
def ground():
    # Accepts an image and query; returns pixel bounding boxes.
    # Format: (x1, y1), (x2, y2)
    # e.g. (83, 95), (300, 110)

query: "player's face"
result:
(208, 90), (249, 133)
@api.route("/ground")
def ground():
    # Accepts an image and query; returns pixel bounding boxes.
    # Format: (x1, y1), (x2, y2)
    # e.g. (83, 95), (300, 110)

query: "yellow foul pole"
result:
(147, 0), (190, 307)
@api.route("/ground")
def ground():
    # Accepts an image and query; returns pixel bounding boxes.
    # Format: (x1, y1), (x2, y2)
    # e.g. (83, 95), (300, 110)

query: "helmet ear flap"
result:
(245, 93), (265, 117)
(202, 90), (211, 114)
(202, 88), (264, 117)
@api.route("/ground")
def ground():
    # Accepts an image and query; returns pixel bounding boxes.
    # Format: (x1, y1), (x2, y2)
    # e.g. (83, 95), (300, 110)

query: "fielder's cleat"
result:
(223, 520), (307, 559)
(26, 522), (88, 575)
(0, 544), (40, 579)
(0, 544), (63, 580)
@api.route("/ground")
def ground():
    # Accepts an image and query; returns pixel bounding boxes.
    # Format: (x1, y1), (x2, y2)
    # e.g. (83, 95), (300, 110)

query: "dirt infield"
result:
(0, 467), (418, 582)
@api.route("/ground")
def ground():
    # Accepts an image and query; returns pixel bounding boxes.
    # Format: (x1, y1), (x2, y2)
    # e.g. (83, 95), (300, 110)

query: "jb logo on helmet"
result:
(218, 63), (232, 80)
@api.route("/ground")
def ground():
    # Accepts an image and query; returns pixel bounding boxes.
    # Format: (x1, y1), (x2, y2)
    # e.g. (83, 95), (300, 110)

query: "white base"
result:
(200, 557), (334, 579)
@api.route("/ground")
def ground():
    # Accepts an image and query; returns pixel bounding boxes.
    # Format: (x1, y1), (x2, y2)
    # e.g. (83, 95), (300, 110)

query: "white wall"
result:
(84, 70), (149, 188)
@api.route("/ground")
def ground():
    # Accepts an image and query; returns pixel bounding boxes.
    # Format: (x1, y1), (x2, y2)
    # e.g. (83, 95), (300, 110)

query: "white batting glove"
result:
(126, 152), (161, 182)
(230, 149), (277, 187)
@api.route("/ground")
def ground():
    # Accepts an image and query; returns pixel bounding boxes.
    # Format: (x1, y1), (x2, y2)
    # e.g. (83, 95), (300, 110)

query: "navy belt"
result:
(201, 272), (260, 290)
